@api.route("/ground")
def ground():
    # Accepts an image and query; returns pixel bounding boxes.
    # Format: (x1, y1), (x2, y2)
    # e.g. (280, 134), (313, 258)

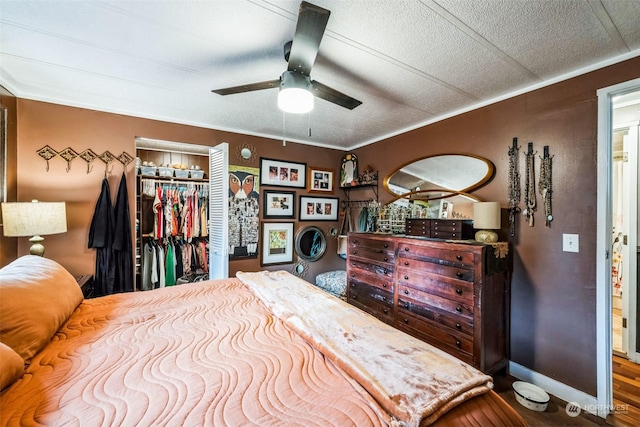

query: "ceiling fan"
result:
(211, 1), (362, 113)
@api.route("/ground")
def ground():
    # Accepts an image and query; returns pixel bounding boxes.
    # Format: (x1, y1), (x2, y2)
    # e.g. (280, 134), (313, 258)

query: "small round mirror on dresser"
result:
(295, 226), (326, 262)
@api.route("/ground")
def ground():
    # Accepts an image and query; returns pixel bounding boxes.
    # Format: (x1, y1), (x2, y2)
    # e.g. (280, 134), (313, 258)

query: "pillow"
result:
(0, 255), (84, 361)
(0, 342), (24, 390)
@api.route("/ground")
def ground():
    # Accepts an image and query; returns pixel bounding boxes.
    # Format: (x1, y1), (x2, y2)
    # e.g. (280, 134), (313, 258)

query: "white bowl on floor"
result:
(512, 381), (550, 412)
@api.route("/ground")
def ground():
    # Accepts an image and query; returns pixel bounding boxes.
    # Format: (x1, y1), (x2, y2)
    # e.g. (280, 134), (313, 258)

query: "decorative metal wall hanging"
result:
(522, 142), (537, 227)
(36, 145), (58, 171)
(539, 146), (553, 227)
(235, 143), (256, 163)
(36, 145), (133, 174)
(79, 149), (98, 173)
(507, 137), (521, 236)
(58, 147), (79, 172)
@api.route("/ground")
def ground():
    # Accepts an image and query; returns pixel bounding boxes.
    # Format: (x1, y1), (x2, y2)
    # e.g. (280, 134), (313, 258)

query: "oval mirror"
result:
(383, 153), (494, 201)
(295, 226), (326, 262)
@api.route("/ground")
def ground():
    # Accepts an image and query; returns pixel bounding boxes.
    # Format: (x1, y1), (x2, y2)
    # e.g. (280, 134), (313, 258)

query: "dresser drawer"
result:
(398, 242), (476, 266)
(398, 283), (473, 319)
(430, 230), (466, 239)
(348, 258), (393, 278)
(397, 266), (473, 303)
(348, 282), (394, 324)
(348, 235), (395, 253)
(398, 297), (474, 335)
(348, 245), (395, 265)
(348, 267), (394, 293)
(396, 309), (474, 359)
(430, 220), (466, 230)
(398, 257), (474, 282)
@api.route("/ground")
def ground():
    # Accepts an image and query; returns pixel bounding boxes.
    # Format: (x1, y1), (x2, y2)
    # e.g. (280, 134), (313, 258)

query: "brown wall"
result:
(355, 57), (640, 395)
(7, 100), (346, 281)
(0, 87), (18, 267)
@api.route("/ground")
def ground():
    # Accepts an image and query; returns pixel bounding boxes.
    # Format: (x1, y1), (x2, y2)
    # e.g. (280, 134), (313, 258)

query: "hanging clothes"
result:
(88, 178), (115, 297)
(113, 173), (134, 293)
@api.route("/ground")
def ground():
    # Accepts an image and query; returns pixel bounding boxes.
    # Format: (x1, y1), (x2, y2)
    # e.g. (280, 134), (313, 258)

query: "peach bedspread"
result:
(0, 278), (388, 426)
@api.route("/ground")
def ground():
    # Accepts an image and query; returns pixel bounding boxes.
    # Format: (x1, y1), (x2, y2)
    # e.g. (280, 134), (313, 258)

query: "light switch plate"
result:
(563, 234), (579, 253)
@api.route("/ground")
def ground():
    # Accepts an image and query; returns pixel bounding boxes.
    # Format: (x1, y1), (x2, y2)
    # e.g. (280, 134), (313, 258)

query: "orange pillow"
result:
(0, 342), (24, 390)
(0, 255), (84, 361)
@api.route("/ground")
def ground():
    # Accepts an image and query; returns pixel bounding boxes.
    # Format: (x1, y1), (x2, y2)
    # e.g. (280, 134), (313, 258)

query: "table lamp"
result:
(473, 202), (501, 243)
(1, 200), (67, 256)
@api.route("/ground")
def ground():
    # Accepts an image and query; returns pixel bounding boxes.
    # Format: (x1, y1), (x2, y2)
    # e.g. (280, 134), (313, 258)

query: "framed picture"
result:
(299, 196), (339, 221)
(229, 165), (260, 260)
(261, 222), (294, 266)
(307, 166), (334, 193)
(339, 153), (358, 187)
(260, 157), (306, 188)
(263, 190), (296, 219)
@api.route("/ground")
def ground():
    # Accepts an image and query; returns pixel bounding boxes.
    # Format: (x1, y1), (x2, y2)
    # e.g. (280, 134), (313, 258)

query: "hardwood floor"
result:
(607, 355), (640, 427)
(491, 357), (640, 426)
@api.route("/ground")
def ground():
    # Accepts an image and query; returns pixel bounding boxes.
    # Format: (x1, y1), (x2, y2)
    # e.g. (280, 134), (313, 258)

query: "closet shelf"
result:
(139, 175), (208, 183)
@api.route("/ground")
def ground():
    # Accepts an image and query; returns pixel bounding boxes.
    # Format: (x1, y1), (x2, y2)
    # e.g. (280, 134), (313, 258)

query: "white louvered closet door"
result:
(209, 142), (229, 279)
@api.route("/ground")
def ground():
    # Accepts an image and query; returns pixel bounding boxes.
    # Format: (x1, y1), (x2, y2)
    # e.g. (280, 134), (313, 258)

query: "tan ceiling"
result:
(1, 0), (639, 151)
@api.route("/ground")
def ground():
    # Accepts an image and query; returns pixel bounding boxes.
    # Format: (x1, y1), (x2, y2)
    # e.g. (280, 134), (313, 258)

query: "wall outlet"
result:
(563, 234), (579, 253)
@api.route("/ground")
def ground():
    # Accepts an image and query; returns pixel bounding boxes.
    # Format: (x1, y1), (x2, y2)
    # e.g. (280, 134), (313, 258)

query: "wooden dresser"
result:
(346, 232), (510, 374)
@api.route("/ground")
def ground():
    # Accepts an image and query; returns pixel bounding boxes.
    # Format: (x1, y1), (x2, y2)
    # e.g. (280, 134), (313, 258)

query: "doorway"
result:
(596, 78), (640, 418)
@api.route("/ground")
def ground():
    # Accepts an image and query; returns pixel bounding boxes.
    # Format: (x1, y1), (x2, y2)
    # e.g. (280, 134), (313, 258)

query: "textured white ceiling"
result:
(1, 0), (639, 150)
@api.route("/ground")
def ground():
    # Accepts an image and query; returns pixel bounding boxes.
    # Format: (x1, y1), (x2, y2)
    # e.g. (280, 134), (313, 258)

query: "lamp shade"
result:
(473, 202), (501, 230)
(1, 200), (67, 237)
(278, 71), (314, 114)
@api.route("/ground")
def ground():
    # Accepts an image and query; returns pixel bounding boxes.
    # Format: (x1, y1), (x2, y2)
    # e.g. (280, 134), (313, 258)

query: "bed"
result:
(0, 255), (526, 426)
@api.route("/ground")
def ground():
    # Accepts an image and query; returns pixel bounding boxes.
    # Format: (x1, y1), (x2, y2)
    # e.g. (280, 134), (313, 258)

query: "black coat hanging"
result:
(88, 178), (115, 297)
(113, 172), (134, 293)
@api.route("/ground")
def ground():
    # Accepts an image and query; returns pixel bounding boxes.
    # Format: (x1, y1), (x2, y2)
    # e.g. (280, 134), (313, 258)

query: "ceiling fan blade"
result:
(212, 79), (280, 96)
(311, 80), (362, 110)
(287, 1), (330, 76)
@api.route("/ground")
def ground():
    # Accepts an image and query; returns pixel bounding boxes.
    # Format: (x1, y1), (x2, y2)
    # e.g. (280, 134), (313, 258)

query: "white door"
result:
(596, 78), (640, 417)
(209, 142), (229, 279)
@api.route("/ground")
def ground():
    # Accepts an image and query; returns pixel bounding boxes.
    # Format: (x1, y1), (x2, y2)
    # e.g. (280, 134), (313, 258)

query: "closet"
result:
(135, 140), (216, 291)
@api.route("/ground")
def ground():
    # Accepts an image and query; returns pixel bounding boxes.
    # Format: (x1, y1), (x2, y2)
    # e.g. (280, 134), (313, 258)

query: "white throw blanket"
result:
(237, 270), (493, 426)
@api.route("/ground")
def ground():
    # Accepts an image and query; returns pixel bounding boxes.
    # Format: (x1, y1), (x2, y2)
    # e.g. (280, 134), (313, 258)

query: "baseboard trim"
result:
(509, 361), (603, 417)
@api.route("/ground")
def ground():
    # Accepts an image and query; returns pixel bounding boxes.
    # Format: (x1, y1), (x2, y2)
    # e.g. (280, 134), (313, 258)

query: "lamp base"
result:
(29, 235), (45, 256)
(475, 230), (498, 243)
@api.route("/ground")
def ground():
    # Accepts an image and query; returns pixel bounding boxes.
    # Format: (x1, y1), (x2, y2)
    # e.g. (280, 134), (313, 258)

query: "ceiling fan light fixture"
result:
(278, 71), (314, 114)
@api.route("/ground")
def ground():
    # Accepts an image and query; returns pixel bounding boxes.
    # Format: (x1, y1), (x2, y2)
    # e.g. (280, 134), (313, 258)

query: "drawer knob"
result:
(452, 233), (457, 237)
(456, 306), (462, 313)
(382, 296), (387, 301)
(352, 239), (358, 244)
(456, 323), (461, 330)
(350, 283), (355, 287)
(404, 247), (409, 251)
(383, 268), (388, 274)
(404, 302), (410, 309)
(403, 318), (409, 324)
(404, 289), (409, 295)
(456, 255), (462, 261)
(456, 288), (462, 295)
(351, 273), (355, 277)
(352, 250), (357, 254)
(452, 222), (456, 226)
(383, 308), (389, 314)
(404, 275), (409, 280)
(383, 243), (388, 248)
(384, 256), (388, 261)
(455, 340), (461, 348)
(404, 261), (409, 266)
(382, 283), (387, 288)
(456, 272), (463, 278)
(353, 295), (357, 299)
